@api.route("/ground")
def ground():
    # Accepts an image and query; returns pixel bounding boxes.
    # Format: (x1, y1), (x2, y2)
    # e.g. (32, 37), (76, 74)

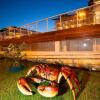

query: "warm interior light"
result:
(8, 36), (12, 39)
(95, 11), (100, 19)
(16, 35), (21, 38)
(78, 11), (86, 18)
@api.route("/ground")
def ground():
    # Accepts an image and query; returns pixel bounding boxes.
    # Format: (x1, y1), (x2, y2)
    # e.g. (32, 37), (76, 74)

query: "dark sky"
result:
(0, 0), (88, 28)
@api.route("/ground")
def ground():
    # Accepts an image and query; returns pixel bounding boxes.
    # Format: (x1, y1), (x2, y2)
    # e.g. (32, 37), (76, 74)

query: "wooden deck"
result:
(0, 24), (100, 46)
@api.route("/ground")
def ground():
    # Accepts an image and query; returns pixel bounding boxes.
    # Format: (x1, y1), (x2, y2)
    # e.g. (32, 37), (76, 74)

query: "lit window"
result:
(96, 38), (100, 51)
(62, 39), (93, 51)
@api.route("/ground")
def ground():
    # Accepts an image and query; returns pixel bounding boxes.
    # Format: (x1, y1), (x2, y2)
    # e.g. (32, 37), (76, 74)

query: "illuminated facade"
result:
(0, 1), (100, 69)
(54, 0), (100, 30)
(0, 26), (36, 40)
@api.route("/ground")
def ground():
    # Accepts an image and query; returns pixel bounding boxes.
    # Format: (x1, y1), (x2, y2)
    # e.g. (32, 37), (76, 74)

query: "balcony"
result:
(0, 3), (100, 45)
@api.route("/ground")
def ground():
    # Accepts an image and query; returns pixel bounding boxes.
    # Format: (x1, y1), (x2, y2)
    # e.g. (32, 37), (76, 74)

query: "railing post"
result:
(36, 22), (38, 32)
(27, 26), (30, 35)
(60, 15), (62, 29)
(46, 18), (48, 32)
(28, 26), (30, 35)
(4, 31), (6, 39)
(14, 29), (16, 38)
(76, 10), (79, 27)
(20, 27), (22, 36)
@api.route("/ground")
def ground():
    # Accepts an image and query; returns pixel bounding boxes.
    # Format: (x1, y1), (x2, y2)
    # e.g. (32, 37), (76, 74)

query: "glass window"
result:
(67, 40), (78, 51)
(32, 42), (55, 51)
(23, 42), (55, 51)
(78, 39), (93, 51)
(96, 38), (100, 51)
(60, 39), (94, 51)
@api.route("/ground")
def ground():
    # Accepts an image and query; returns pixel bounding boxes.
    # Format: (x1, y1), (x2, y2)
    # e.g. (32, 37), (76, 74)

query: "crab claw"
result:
(37, 86), (58, 97)
(17, 77), (32, 95)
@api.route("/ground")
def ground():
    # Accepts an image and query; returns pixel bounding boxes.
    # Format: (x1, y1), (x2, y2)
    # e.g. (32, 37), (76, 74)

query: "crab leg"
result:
(26, 66), (37, 77)
(58, 67), (80, 100)
(66, 77), (76, 100)
(58, 72), (76, 100)
(61, 67), (80, 93)
(70, 73), (80, 93)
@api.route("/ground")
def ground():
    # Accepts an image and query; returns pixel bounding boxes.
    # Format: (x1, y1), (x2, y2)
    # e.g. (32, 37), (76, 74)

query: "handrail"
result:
(22, 2), (100, 27)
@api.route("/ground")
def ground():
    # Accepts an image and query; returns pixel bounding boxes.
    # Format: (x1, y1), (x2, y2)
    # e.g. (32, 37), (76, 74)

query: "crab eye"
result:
(43, 73), (46, 76)
(41, 72), (46, 76)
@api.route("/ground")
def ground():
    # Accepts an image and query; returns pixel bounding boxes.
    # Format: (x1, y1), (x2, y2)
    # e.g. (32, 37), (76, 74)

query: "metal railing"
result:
(0, 3), (100, 40)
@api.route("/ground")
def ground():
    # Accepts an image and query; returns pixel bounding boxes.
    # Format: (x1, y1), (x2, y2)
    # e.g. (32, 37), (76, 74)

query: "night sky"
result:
(0, 0), (88, 28)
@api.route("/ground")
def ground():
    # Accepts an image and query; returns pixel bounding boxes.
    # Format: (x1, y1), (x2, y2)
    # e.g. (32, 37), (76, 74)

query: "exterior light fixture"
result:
(83, 43), (87, 47)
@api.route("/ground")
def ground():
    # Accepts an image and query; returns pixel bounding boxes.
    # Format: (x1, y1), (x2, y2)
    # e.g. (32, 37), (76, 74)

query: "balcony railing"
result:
(0, 3), (100, 40)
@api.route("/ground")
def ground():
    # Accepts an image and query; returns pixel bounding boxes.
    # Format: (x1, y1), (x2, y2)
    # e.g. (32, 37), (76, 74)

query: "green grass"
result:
(0, 58), (100, 100)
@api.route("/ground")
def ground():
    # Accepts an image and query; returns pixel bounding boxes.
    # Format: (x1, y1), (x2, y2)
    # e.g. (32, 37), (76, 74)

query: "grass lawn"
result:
(0, 58), (100, 100)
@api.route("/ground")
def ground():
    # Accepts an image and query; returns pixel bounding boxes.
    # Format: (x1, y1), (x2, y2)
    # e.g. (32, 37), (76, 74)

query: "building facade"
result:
(0, 1), (100, 70)
(0, 26), (36, 40)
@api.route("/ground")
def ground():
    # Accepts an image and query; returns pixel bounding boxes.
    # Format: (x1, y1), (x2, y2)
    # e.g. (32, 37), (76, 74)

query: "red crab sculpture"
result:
(17, 64), (80, 100)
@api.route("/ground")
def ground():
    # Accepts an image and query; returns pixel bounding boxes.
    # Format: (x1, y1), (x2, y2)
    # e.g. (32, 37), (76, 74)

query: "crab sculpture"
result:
(17, 64), (80, 100)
